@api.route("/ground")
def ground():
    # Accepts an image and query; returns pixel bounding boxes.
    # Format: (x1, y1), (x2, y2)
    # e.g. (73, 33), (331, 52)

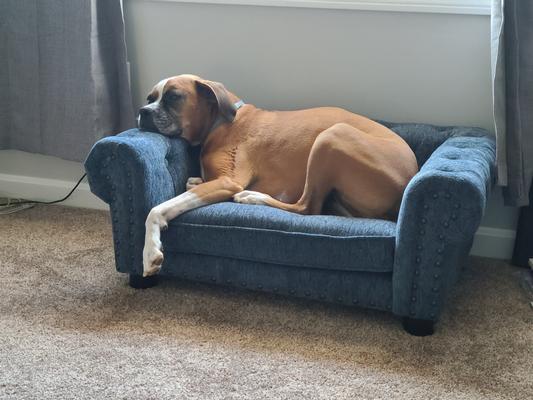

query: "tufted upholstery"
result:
(165, 202), (397, 273)
(85, 123), (496, 325)
(393, 134), (495, 319)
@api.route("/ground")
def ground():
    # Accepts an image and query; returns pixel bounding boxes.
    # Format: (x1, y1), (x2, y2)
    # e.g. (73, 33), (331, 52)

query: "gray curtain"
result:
(491, 0), (533, 206)
(0, 0), (134, 162)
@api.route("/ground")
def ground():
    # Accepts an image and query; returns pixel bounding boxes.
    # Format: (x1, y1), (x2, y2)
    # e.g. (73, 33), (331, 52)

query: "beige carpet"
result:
(0, 205), (532, 399)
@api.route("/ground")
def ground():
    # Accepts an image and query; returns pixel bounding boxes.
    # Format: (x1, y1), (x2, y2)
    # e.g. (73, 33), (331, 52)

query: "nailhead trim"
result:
(409, 190), (461, 320)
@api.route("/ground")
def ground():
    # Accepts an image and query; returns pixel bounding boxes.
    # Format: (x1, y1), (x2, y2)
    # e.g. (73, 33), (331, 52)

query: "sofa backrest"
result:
(379, 121), (490, 168)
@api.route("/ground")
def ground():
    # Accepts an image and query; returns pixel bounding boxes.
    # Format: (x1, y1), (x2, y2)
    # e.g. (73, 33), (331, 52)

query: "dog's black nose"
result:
(139, 107), (152, 118)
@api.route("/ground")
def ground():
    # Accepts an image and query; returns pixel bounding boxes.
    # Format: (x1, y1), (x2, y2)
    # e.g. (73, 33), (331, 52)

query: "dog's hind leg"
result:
(233, 122), (413, 218)
(233, 123), (347, 215)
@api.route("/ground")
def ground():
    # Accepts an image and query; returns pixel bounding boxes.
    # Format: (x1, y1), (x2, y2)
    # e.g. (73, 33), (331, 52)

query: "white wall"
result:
(125, 1), (493, 129)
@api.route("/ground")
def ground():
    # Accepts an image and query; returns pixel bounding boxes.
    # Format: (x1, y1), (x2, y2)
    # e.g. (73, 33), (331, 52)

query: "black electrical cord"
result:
(0, 173), (88, 207)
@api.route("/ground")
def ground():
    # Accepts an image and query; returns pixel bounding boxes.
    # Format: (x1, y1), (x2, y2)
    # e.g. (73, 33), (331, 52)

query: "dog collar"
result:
(234, 100), (245, 110)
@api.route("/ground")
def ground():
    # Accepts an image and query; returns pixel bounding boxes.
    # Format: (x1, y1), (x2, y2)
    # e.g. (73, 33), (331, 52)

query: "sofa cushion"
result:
(162, 202), (396, 273)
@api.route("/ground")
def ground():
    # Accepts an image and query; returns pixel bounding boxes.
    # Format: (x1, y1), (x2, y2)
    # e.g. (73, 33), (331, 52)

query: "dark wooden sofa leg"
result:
(402, 317), (435, 336)
(129, 274), (159, 289)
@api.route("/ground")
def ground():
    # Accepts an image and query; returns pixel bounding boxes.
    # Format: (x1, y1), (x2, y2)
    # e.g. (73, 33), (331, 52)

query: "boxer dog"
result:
(139, 74), (418, 277)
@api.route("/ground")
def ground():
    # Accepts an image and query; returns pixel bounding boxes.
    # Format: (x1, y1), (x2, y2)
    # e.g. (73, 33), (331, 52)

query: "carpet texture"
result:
(0, 205), (532, 399)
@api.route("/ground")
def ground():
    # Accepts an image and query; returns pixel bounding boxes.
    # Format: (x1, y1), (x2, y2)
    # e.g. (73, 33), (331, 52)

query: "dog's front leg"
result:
(143, 176), (244, 276)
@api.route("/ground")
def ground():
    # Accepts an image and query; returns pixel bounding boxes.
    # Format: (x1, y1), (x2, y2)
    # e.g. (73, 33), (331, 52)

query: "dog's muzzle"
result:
(138, 107), (158, 131)
(138, 106), (183, 136)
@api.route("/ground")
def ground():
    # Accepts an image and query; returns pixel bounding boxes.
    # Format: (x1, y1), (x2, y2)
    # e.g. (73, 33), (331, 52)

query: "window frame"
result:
(135, 0), (491, 15)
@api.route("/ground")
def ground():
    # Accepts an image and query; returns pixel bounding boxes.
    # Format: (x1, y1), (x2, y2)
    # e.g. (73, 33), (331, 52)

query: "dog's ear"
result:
(195, 80), (237, 123)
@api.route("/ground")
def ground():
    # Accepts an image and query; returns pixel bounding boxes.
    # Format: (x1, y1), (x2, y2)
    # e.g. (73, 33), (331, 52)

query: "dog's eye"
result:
(164, 92), (183, 103)
(146, 95), (155, 104)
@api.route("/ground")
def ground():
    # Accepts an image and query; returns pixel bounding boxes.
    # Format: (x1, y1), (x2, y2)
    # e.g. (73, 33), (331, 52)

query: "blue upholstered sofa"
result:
(84, 122), (495, 336)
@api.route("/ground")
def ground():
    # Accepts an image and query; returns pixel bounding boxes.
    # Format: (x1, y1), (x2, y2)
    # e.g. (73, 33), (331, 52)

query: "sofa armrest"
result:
(393, 134), (496, 321)
(84, 129), (195, 274)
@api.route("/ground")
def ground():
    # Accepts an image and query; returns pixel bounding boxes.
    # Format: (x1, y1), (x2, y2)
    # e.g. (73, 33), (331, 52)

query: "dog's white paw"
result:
(233, 190), (272, 205)
(186, 177), (204, 191)
(143, 240), (164, 277)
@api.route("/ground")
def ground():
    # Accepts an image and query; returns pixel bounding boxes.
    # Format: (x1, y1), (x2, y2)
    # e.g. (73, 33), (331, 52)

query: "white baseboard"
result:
(0, 173), (108, 210)
(471, 226), (516, 260)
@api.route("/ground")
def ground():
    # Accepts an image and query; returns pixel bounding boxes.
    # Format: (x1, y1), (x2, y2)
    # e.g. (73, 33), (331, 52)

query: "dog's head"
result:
(138, 74), (237, 145)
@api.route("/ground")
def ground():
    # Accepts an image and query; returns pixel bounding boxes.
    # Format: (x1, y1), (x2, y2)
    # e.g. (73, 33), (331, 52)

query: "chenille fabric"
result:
(85, 123), (495, 322)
